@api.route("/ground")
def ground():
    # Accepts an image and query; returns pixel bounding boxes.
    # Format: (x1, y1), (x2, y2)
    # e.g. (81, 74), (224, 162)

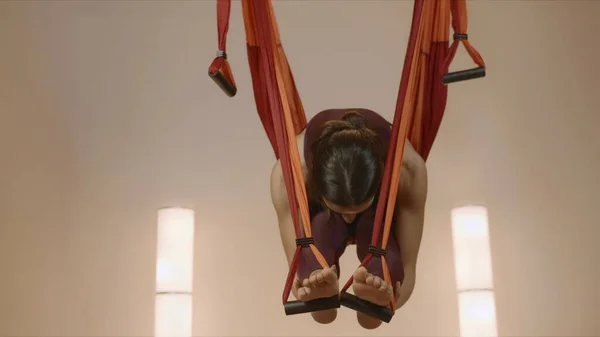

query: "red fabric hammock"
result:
(208, 0), (485, 322)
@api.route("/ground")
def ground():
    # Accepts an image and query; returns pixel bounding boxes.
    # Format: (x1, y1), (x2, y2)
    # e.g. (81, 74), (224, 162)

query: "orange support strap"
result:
(339, 0), (427, 320)
(243, 0), (306, 157)
(241, 0), (338, 315)
(339, 0), (486, 323)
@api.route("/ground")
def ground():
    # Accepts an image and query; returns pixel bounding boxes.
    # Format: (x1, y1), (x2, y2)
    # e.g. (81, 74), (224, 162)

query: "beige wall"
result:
(1, 1), (599, 336)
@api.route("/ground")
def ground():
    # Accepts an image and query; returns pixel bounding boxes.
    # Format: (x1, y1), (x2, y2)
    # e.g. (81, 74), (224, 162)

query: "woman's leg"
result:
(297, 210), (348, 279)
(353, 210), (404, 329)
(355, 221), (404, 286)
(296, 210), (348, 324)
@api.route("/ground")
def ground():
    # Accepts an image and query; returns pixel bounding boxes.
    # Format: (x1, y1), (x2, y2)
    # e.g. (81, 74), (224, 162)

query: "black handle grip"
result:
(340, 292), (393, 323)
(208, 70), (237, 97)
(284, 295), (340, 315)
(442, 66), (486, 84)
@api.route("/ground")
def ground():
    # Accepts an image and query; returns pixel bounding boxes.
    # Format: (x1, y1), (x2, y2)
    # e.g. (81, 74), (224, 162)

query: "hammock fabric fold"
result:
(208, 0), (485, 319)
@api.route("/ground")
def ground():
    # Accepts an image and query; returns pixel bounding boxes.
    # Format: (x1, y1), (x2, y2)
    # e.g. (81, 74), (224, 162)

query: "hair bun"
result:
(317, 111), (370, 142)
(341, 111), (367, 129)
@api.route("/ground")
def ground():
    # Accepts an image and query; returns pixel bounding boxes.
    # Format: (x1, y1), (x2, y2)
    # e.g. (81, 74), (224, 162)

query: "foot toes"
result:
(323, 267), (338, 283)
(316, 272), (324, 284)
(297, 287), (307, 299)
(303, 286), (312, 297)
(354, 267), (369, 283)
(378, 280), (388, 292)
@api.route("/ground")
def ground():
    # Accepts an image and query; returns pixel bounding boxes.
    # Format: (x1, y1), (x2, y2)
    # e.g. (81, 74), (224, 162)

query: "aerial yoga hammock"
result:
(208, 0), (486, 323)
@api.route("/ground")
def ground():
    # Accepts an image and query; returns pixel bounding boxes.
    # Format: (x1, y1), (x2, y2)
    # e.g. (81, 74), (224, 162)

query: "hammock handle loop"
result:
(208, 0), (238, 97)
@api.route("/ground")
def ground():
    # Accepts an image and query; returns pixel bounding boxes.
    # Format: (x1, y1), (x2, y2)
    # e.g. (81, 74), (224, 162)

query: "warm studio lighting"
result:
(155, 207), (195, 337)
(451, 205), (498, 337)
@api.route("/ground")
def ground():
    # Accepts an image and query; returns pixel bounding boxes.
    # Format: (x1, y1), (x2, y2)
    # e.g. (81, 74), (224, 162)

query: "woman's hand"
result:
(394, 267), (416, 310)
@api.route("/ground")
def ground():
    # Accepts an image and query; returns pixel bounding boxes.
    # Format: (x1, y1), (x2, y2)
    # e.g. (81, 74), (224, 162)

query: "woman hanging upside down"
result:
(270, 108), (427, 329)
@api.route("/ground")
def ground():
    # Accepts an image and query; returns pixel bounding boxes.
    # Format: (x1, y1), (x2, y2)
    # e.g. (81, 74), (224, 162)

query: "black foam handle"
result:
(208, 70), (237, 97)
(442, 66), (486, 84)
(339, 292), (394, 323)
(284, 295), (340, 315)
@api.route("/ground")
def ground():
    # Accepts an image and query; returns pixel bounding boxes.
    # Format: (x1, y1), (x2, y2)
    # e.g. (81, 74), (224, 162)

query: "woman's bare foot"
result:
(352, 266), (393, 329)
(295, 266), (339, 324)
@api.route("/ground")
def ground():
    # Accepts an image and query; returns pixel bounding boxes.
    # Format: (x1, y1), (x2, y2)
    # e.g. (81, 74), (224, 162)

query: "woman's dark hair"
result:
(308, 111), (386, 207)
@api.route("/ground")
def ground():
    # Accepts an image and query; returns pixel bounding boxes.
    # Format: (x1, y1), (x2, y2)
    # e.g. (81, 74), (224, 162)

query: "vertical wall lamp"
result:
(451, 205), (498, 337)
(155, 207), (195, 337)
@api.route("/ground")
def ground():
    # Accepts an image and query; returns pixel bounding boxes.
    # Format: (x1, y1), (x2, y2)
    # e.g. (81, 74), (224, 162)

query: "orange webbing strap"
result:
(243, 0), (307, 156)
(408, 0), (452, 158)
(419, 0), (451, 160)
(341, 0), (485, 316)
(208, 0), (237, 97)
(340, 0), (431, 313)
(240, 0), (329, 305)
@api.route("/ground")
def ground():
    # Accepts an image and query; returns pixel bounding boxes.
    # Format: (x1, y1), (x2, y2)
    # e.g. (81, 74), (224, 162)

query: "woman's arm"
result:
(270, 160), (307, 299)
(393, 153), (428, 305)
(270, 160), (300, 267)
(395, 157), (427, 271)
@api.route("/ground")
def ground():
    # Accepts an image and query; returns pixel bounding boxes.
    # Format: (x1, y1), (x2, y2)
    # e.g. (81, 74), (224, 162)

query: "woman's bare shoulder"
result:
(403, 140), (426, 172)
